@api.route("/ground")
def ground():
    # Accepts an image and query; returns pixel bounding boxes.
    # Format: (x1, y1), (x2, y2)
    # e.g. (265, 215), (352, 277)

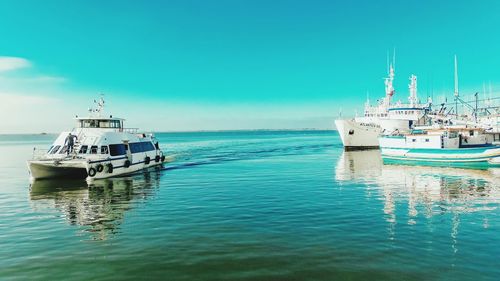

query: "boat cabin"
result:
(379, 128), (493, 150)
(76, 116), (125, 130)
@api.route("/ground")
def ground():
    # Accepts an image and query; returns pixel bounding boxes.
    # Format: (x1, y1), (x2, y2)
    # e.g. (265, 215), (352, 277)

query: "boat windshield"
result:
(78, 119), (122, 129)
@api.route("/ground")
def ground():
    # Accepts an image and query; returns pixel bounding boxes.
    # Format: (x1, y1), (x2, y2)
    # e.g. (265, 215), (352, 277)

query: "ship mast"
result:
(408, 74), (418, 107)
(454, 55), (459, 117)
(383, 51), (396, 107)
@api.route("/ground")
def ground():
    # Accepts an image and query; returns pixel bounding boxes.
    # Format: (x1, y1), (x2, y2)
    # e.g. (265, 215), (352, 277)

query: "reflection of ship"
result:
(335, 150), (500, 249)
(335, 150), (500, 215)
(29, 171), (162, 240)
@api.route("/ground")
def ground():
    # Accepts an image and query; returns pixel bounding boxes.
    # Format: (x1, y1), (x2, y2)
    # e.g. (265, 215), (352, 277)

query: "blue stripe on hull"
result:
(381, 145), (500, 154)
(381, 154), (500, 162)
(382, 158), (496, 169)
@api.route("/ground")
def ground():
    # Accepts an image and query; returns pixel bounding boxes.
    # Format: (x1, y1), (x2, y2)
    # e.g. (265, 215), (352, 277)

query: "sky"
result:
(1, 0), (500, 133)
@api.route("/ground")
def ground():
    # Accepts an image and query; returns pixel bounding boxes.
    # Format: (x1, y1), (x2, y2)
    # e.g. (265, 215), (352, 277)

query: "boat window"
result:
(50, 145), (61, 154)
(109, 144), (126, 156)
(129, 142), (141, 153)
(79, 145), (88, 154)
(90, 145), (98, 154)
(59, 145), (68, 154)
(101, 146), (109, 154)
(469, 130), (474, 136)
(412, 139), (416, 142)
(99, 120), (110, 128)
(425, 139), (430, 142)
(145, 142), (155, 151)
(47, 146), (54, 153)
(129, 142), (156, 153)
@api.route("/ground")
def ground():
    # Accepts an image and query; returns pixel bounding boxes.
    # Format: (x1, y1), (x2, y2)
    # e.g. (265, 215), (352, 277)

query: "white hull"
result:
(334, 119), (381, 150)
(28, 155), (173, 182)
(380, 147), (500, 168)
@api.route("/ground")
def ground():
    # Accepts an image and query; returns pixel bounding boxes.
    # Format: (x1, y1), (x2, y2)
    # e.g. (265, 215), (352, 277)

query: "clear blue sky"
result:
(0, 0), (499, 133)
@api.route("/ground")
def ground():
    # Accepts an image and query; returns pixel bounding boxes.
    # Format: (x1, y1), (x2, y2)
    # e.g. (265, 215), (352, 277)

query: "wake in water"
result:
(162, 135), (339, 171)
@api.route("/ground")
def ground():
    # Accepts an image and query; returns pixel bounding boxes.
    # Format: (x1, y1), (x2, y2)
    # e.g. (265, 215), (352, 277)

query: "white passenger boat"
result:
(27, 98), (169, 182)
(379, 128), (500, 167)
(335, 58), (431, 150)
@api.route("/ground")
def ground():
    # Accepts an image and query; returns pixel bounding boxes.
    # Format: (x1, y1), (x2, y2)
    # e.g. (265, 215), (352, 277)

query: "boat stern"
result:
(27, 159), (88, 181)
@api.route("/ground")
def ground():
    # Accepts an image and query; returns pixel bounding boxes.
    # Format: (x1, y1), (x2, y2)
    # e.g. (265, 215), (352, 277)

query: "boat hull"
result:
(28, 155), (174, 182)
(28, 161), (88, 180)
(380, 146), (500, 168)
(334, 119), (381, 150)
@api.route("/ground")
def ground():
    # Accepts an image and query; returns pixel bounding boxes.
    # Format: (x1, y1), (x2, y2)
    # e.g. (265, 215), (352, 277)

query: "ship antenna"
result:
(387, 51), (390, 74)
(392, 48), (396, 72)
(454, 55), (459, 116)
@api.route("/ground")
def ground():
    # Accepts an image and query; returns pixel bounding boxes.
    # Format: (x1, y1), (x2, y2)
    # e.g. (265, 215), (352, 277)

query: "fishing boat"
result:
(335, 54), (431, 150)
(27, 97), (169, 182)
(379, 128), (500, 167)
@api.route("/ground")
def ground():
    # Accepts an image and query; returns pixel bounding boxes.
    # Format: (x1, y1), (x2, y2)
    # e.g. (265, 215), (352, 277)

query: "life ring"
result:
(161, 155), (165, 162)
(124, 159), (131, 168)
(88, 167), (97, 177)
(107, 163), (113, 173)
(96, 164), (104, 172)
(155, 155), (160, 162)
(144, 156), (150, 165)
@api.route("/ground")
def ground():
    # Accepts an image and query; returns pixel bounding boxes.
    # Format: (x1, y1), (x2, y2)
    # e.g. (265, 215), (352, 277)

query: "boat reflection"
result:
(335, 150), (500, 224)
(29, 170), (162, 240)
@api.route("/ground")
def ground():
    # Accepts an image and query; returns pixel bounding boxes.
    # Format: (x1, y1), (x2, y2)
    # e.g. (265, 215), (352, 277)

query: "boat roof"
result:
(75, 116), (125, 121)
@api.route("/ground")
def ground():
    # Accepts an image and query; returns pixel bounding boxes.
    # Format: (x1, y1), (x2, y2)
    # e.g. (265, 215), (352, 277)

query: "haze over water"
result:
(1, 131), (499, 280)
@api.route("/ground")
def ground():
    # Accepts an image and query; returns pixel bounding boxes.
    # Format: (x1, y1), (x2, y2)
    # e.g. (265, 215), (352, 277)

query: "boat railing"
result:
(122, 128), (139, 133)
(32, 147), (50, 160)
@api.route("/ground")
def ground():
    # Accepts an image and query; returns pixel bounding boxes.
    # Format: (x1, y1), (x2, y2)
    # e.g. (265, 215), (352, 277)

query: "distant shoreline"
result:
(0, 128), (337, 135)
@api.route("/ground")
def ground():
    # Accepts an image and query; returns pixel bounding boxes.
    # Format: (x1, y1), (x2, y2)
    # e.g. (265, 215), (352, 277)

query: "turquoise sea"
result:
(0, 131), (499, 280)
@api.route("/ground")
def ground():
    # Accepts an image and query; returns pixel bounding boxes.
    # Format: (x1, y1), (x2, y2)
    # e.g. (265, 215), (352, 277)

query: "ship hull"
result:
(335, 119), (382, 150)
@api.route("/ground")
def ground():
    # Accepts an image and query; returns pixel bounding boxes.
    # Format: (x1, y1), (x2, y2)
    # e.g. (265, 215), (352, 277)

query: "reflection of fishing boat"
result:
(27, 97), (170, 182)
(336, 150), (500, 252)
(30, 171), (161, 240)
(335, 150), (500, 214)
(379, 128), (500, 168)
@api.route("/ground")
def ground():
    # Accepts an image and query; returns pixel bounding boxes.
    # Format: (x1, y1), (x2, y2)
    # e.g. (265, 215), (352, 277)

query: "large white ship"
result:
(28, 98), (169, 182)
(335, 60), (431, 150)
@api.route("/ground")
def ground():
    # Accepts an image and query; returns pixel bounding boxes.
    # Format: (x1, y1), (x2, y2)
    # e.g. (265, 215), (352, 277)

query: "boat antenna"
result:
(489, 81), (493, 107)
(483, 82), (487, 108)
(474, 92), (479, 122)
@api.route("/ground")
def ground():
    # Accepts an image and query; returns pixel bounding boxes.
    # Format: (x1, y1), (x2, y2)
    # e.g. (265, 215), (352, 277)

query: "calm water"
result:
(0, 131), (499, 280)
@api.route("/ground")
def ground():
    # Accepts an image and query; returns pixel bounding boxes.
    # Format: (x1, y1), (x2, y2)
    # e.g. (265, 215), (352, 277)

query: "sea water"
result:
(0, 131), (499, 280)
